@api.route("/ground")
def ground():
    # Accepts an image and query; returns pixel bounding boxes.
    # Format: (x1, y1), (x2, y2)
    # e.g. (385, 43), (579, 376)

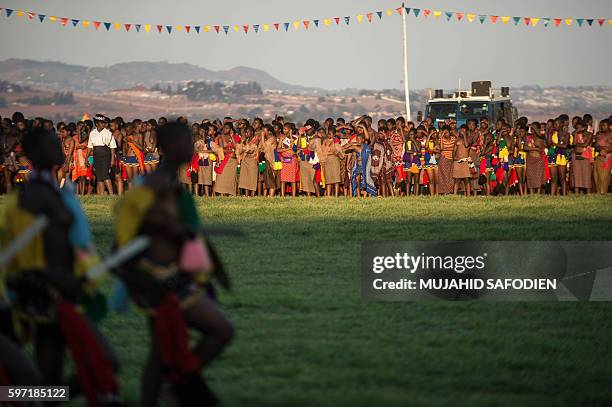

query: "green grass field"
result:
(3, 195), (612, 406)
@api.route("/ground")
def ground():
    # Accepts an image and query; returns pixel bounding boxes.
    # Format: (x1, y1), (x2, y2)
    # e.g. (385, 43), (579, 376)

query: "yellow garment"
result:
(552, 132), (559, 145)
(273, 161), (283, 171)
(114, 187), (155, 247)
(498, 146), (509, 162)
(1, 194), (45, 275)
(208, 153), (217, 161)
(556, 154), (567, 166)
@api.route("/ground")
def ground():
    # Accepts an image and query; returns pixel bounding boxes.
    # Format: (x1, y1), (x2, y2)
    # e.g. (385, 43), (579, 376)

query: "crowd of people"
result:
(1, 111), (611, 197)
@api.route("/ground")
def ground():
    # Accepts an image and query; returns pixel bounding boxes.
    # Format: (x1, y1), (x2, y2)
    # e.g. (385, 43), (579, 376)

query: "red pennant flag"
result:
(334, 17), (340, 25)
(423, 10), (431, 18)
(27, 12), (35, 19)
(156, 25), (163, 33)
(303, 20), (310, 29)
(395, 7), (403, 15)
(274, 23), (279, 30)
(366, 13), (373, 22)
(456, 12), (464, 21)
(554, 18), (562, 27)
(490, 15), (499, 23)
(214, 25), (220, 33)
(185, 25), (191, 33)
(60, 17), (69, 26)
(125, 23), (131, 32)
(597, 18), (605, 26)
(93, 21), (101, 30)
(243, 25), (249, 33)
(524, 17), (531, 26)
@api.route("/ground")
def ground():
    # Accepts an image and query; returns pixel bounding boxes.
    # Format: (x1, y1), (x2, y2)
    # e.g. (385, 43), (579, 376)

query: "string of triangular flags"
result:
(0, 5), (610, 35)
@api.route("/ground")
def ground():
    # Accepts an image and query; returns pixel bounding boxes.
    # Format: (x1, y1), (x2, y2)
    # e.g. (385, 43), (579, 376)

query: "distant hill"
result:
(0, 59), (320, 94)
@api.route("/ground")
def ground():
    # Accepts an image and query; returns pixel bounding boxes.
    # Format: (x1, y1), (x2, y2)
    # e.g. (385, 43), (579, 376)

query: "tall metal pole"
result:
(401, 3), (411, 121)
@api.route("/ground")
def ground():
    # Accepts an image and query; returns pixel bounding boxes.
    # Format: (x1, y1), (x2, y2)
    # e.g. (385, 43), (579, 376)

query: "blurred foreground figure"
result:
(112, 121), (233, 407)
(0, 128), (125, 406)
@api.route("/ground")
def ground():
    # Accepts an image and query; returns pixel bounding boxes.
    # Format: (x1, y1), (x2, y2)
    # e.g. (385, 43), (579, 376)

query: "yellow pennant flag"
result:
(262, 24), (269, 31)
(609, 19), (612, 26)
(114, 23), (121, 30)
(357, 15), (363, 23)
(144, 24), (151, 32)
(204, 25), (210, 32)
(49, 16), (57, 22)
(433, 11), (442, 19)
(467, 13), (475, 23)
(324, 18), (331, 27)
(565, 18), (572, 26)
(293, 21), (299, 29)
(386, 10), (392, 16)
(501, 16), (510, 24)
(176, 25), (183, 31)
(16, 10), (24, 17)
(531, 18), (540, 26)
(82, 21), (90, 27)
(233, 25), (239, 32)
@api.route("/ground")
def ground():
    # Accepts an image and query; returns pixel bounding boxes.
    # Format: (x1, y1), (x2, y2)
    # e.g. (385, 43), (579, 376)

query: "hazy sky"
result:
(1, 0), (611, 90)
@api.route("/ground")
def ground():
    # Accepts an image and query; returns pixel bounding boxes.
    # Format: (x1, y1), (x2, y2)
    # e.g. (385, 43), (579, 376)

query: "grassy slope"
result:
(4, 195), (612, 406)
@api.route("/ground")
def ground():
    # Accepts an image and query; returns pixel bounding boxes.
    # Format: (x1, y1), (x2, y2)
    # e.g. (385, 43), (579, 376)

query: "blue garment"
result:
(59, 183), (93, 249)
(351, 144), (377, 197)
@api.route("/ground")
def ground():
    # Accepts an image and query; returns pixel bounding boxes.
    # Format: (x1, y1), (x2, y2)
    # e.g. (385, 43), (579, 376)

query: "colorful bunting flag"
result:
(2, 4), (610, 38)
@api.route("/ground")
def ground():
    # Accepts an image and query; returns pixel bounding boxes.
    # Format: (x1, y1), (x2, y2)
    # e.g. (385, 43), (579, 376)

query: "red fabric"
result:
(422, 170), (429, 186)
(188, 153), (200, 178)
(479, 157), (487, 175)
(86, 165), (93, 180)
(543, 152), (551, 182)
(214, 154), (231, 175)
(232, 134), (242, 144)
(495, 167), (505, 186)
(127, 142), (146, 173)
(315, 168), (322, 183)
(394, 165), (405, 182)
(155, 293), (200, 382)
(508, 168), (519, 185)
(121, 163), (128, 181)
(56, 300), (119, 407)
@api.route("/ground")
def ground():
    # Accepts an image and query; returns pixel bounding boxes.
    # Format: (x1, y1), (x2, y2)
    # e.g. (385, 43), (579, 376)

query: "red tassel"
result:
(214, 154), (231, 175)
(315, 168), (322, 183)
(155, 293), (200, 382)
(543, 152), (551, 182)
(495, 167), (505, 186)
(422, 170), (429, 185)
(479, 157), (486, 175)
(56, 300), (119, 407)
(121, 163), (127, 181)
(509, 168), (519, 185)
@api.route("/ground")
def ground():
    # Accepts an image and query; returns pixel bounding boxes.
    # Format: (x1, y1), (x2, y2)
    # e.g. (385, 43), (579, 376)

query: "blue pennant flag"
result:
(478, 15), (486, 24)
(344, 16), (350, 25)
(6, 9), (13, 17)
(376, 11), (383, 19)
(283, 22), (289, 31)
(104, 22), (111, 31)
(38, 14), (45, 22)
(313, 19), (319, 27)
(135, 24), (141, 32)
(404, 7), (411, 15)
(166, 25), (172, 33)
(445, 12), (453, 21)
(194, 25), (200, 33)
(586, 19), (593, 26)
(223, 25), (229, 34)
(576, 18), (584, 27)
(512, 16), (521, 25)
(253, 24), (260, 33)
(413, 8), (421, 18)
(71, 19), (79, 27)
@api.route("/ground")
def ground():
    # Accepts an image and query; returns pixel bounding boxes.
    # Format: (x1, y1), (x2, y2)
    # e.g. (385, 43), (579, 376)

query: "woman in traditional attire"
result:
(113, 122), (233, 406)
(277, 123), (299, 197)
(57, 126), (74, 187)
(298, 127), (319, 197)
(72, 124), (89, 194)
(321, 127), (344, 197)
(424, 127), (440, 195)
(570, 120), (594, 193)
(453, 125), (472, 196)
(213, 123), (239, 196)
(524, 124), (547, 194)
(547, 118), (570, 196)
(593, 120), (611, 195)
(437, 125), (456, 195)
(259, 124), (279, 197)
(193, 125), (214, 197)
(144, 120), (160, 174)
(237, 126), (259, 196)
(2, 128), (124, 405)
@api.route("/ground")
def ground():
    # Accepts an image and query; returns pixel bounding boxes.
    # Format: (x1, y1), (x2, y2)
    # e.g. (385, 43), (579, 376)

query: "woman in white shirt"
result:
(87, 115), (116, 194)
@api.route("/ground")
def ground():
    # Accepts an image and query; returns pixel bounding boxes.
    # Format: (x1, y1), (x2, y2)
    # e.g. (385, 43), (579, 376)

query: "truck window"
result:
(428, 103), (457, 120)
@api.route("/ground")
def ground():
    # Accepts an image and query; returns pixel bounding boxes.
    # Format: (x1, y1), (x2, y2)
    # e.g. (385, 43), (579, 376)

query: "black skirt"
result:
(93, 145), (111, 181)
